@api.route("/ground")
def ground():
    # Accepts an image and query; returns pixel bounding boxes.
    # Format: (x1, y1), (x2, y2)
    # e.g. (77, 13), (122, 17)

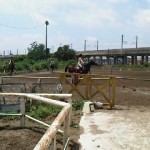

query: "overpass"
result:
(76, 47), (150, 65)
(0, 55), (13, 61)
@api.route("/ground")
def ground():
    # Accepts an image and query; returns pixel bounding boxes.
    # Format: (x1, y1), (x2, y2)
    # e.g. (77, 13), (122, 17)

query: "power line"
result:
(0, 23), (44, 29)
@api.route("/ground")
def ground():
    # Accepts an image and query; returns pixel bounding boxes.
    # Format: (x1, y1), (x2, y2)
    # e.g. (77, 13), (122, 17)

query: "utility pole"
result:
(136, 36), (138, 48)
(84, 40), (86, 51)
(45, 21), (49, 61)
(96, 40), (99, 50)
(121, 34), (124, 53)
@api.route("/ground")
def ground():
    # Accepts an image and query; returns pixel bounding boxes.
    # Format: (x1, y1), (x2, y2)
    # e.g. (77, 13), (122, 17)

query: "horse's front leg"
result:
(88, 69), (91, 74)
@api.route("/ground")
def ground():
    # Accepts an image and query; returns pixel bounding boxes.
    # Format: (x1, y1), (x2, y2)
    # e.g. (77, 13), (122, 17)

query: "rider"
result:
(50, 60), (54, 65)
(9, 57), (13, 65)
(77, 54), (84, 69)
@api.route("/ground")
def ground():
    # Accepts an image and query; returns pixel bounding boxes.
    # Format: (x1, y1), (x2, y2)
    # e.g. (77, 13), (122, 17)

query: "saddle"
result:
(75, 65), (83, 73)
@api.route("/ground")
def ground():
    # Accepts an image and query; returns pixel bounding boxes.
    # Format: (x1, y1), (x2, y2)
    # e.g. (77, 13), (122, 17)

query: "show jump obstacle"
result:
(59, 72), (116, 109)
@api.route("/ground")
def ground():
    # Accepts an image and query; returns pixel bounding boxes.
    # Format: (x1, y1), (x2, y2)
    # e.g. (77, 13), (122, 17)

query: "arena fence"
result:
(60, 72), (116, 108)
(0, 93), (72, 150)
(0, 74), (116, 108)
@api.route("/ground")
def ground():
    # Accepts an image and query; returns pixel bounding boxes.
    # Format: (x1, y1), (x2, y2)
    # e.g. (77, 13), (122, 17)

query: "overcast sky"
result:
(0, 0), (150, 55)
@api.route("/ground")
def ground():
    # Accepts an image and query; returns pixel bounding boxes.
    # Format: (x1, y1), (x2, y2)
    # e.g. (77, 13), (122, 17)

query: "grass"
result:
(0, 100), (85, 124)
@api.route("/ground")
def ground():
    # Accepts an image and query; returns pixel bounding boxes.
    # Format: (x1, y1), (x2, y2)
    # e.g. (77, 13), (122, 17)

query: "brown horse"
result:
(49, 61), (55, 72)
(8, 58), (15, 76)
(65, 59), (97, 74)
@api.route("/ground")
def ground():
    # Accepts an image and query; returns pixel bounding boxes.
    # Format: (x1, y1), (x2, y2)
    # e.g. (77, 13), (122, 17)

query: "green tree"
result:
(27, 41), (50, 60)
(54, 45), (76, 61)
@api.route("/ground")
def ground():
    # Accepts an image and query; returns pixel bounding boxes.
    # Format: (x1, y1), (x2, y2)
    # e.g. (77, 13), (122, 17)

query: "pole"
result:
(97, 40), (98, 50)
(136, 36), (138, 49)
(45, 21), (49, 60)
(121, 34), (124, 53)
(84, 40), (86, 51)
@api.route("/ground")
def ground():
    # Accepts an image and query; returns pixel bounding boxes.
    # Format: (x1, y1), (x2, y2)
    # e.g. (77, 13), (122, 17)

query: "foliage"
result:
(0, 61), (8, 72)
(71, 121), (79, 128)
(0, 100), (85, 128)
(57, 61), (69, 69)
(27, 103), (61, 120)
(14, 55), (27, 62)
(68, 59), (77, 65)
(72, 100), (85, 111)
(0, 110), (19, 120)
(27, 41), (49, 61)
(143, 62), (150, 67)
(54, 45), (76, 61)
(14, 62), (24, 71)
(33, 62), (43, 71)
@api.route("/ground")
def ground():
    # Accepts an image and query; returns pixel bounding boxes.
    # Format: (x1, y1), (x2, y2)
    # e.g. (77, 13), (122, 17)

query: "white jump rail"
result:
(0, 93), (72, 150)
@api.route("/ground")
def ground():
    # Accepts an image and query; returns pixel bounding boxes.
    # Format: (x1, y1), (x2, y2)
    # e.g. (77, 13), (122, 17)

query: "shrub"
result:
(72, 100), (85, 111)
(27, 103), (61, 120)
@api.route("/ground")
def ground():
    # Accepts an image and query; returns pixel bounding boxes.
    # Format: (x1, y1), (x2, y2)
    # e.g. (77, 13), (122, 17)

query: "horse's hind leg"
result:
(72, 74), (79, 85)
(10, 71), (12, 76)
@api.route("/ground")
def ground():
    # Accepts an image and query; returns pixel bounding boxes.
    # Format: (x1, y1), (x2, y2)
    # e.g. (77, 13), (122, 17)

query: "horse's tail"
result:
(65, 65), (68, 72)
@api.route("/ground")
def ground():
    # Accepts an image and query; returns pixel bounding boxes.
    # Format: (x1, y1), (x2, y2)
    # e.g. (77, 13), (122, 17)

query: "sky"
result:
(0, 0), (150, 55)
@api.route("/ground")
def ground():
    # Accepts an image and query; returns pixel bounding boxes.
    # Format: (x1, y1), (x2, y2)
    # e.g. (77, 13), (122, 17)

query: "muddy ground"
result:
(0, 66), (150, 150)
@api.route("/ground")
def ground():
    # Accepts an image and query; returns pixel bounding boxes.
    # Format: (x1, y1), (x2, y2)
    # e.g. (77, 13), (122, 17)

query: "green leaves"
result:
(54, 45), (76, 61)
(27, 42), (47, 61)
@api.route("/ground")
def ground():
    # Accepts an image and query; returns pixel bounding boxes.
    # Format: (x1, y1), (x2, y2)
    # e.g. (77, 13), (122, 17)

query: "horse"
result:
(65, 59), (97, 74)
(65, 59), (97, 85)
(8, 58), (15, 76)
(49, 61), (55, 72)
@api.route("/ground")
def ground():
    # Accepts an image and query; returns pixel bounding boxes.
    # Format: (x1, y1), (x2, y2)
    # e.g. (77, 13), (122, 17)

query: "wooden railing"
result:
(60, 72), (116, 108)
(0, 73), (116, 109)
(0, 93), (72, 150)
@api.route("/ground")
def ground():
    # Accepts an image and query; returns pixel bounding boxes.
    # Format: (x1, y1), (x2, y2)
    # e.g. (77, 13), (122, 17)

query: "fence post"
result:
(88, 76), (92, 100)
(48, 137), (56, 150)
(0, 77), (5, 104)
(63, 112), (70, 149)
(111, 76), (116, 107)
(0, 76), (3, 92)
(67, 97), (72, 126)
(20, 98), (25, 127)
(84, 75), (89, 99)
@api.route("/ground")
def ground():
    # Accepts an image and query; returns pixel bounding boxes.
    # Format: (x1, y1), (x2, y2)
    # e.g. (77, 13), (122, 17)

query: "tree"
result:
(54, 45), (76, 61)
(27, 41), (50, 60)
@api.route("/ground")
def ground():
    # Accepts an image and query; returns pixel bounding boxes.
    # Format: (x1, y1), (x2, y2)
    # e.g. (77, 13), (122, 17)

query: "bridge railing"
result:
(76, 48), (150, 56)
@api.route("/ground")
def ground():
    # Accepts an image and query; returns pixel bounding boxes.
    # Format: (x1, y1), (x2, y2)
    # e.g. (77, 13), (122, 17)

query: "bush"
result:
(0, 61), (8, 72)
(14, 55), (27, 62)
(72, 100), (85, 111)
(27, 103), (61, 120)
(143, 62), (150, 67)
(33, 63), (42, 71)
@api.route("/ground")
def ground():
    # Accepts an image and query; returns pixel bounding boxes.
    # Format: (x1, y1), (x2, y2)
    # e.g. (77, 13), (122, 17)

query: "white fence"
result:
(0, 93), (72, 150)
